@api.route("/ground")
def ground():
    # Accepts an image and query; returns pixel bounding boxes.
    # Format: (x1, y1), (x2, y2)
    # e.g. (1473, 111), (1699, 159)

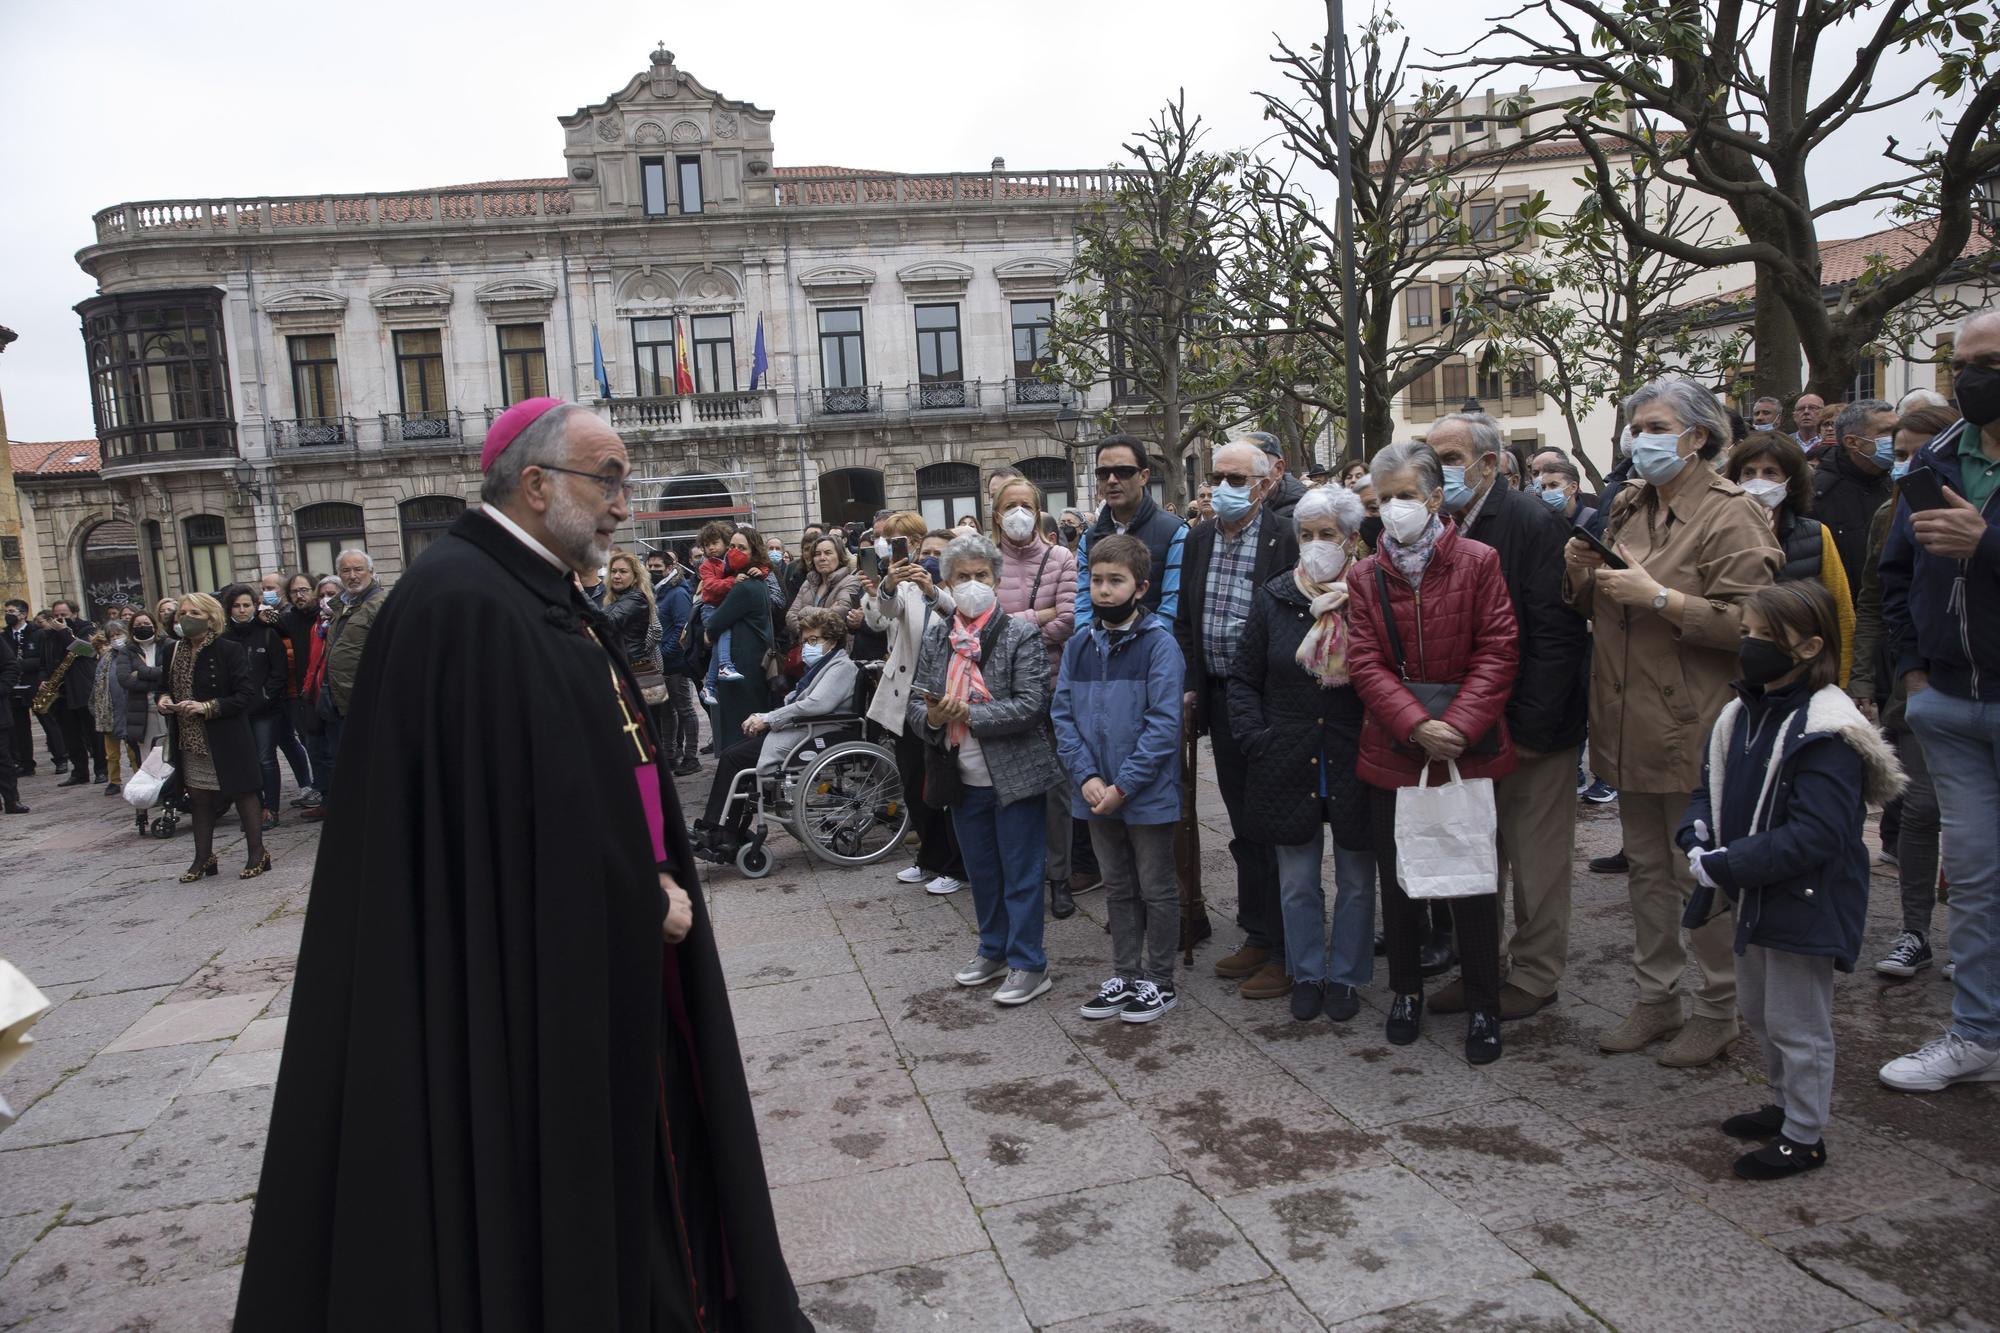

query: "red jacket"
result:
(301, 620), (331, 704)
(1345, 521), (1521, 788)
(697, 556), (733, 606)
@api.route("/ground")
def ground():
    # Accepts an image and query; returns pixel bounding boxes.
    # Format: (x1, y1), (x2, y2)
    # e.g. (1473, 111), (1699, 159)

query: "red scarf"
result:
(943, 607), (995, 747)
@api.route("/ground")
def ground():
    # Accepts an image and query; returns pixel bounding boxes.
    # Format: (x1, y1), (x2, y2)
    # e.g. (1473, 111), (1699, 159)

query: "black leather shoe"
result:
(1049, 880), (1075, 920)
(1733, 1134), (1826, 1180)
(1372, 931), (1386, 956)
(1419, 940), (1456, 977)
(5, 803), (29, 815)
(1465, 1011), (1502, 1065)
(1290, 980), (1324, 1022)
(1386, 993), (1422, 1045)
(60, 774), (91, 787)
(1324, 984), (1360, 1022)
(1589, 850), (1630, 874)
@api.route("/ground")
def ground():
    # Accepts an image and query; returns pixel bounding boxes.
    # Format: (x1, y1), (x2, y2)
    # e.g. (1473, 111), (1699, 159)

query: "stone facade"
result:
(47, 45), (1111, 604)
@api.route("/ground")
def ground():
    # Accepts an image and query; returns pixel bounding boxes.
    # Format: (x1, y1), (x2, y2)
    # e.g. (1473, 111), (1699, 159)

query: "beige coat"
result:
(863, 578), (954, 737)
(1565, 463), (1779, 793)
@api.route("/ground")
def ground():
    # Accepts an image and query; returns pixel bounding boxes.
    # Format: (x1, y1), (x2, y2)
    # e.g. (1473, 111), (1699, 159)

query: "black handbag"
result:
(1373, 564), (1500, 759)
(921, 737), (963, 809)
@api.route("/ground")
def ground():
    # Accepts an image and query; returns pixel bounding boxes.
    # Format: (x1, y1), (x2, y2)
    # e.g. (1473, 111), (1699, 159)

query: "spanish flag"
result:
(674, 316), (695, 395)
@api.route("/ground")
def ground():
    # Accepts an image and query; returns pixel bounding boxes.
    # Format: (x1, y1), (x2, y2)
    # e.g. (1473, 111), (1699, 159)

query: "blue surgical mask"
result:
(800, 642), (826, 666)
(1871, 436), (1895, 468)
(1441, 464), (1476, 513)
(1753, 422), (1775, 432)
(1211, 481), (1253, 521)
(261, 590), (280, 607)
(1891, 459), (1911, 481)
(1538, 485), (1568, 511)
(1630, 430), (1691, 485)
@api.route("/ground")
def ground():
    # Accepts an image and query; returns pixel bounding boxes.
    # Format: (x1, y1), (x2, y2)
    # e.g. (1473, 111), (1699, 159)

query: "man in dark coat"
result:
(236, 397), (812, 1333)
(1240, 431), (1310, 523)
(3, 599), (38, 776)
(1176, 438), (1300, 999)
(1430, 413), (1591, 1019)
(0, 629), (23, 813)
(1072, 434), (1188, 630)
(1812, 398), (1896, 584)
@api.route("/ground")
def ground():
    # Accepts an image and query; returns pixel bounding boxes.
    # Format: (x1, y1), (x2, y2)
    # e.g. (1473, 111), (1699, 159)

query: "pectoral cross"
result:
(613, 685), (649, 763)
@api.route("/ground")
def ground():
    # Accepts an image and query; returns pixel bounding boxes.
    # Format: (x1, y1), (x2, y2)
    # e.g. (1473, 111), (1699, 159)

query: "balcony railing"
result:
(817, 385), (878, 416)
(773, 170), (1118, 208)
(269, 415), (356, 449)
(602, 391), (775, 431)
(1007, 377), (1070, 407)
(380, 409), (463, 443)
(912, 379), (974, 410)
(807, 380), (1080, 422)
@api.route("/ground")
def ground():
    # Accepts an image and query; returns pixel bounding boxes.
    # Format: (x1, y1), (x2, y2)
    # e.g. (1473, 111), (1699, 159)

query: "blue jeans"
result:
(1906, 686), (2000, 1046)
(252, 711), (313, 812)
(951, 783), (1048, 972)
(1274, 831), (1377, 988)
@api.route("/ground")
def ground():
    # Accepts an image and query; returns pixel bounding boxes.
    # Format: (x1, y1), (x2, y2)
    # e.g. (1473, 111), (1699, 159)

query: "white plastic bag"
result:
(1393, 760), (1499, 899)
(123, 746), (173, 809)
(0, 961), (51, 1122)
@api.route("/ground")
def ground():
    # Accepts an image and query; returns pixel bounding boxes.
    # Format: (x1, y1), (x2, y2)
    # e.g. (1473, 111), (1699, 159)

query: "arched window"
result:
(78, 288), (236, 463)
(818, 467), (885, 531)
(296, 502), (367, 578)
(630, 474), (751, 552)
(399, 495), (465, 565)
(183, 514), (234, 592)
(1015, 456), (1076, 516)
(917, 462), (980, 530)
(80, 519), (143, 620)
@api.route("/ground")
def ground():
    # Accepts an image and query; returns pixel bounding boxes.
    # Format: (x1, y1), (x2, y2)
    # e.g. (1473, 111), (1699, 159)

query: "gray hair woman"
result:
(1563, 376), (1779, 1067)
(1226, 484), (1378, 1024)
(910, 532), (1064, 1006)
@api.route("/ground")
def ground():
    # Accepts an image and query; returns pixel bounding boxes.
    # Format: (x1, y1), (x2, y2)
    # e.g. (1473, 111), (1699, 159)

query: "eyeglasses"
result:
(1207, 472), (1256, 488)
(1094, 464), (1142, 482)
(537, 464), (633, 501)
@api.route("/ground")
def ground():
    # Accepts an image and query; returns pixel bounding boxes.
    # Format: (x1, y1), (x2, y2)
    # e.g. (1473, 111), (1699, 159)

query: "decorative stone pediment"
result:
(797, 263), (878, 298)
(896, 260), (975, 296)
(368, 283), (453, 324)
(993, 256), (1070, 292)
(473, 278), (558, 320)
(259, 287), (348, 330)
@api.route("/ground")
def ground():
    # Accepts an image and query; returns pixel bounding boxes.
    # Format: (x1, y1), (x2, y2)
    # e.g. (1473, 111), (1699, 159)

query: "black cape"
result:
(235, 509), (811, 1332)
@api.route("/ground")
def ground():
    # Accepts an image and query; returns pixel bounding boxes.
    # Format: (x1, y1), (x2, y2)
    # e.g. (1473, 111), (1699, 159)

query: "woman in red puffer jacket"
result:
(1345, 440), (1519, 1066)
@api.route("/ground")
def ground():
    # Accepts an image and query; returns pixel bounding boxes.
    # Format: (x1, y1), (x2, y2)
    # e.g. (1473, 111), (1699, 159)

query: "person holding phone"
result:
(1563, 377), (1780, 1068)
(1876, 308), (2000, 1092)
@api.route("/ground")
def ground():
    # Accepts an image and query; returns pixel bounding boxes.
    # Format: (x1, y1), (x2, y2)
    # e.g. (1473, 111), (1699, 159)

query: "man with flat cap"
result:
(236, 399), (813, 1332)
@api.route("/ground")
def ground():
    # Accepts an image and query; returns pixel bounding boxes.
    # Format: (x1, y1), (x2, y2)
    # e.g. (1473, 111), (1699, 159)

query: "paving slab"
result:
(847, 933), (978, 992)
(720, 935), (859, 990)
(182, 1047), (284, 1097)
(72, 1085), (275, 1220)
(1217, 1163), (1532, 1327)
(1, 1041), (228, 1149)
(230, 1016), (287, 1053)
(1131, 1072), (1389, 1196)
(927, 1069), (1174, 1206)
(0, 1200), (251, 1327)
(18, 1268), (242, 1333)
(984, 1175), (1269, 1327)
(726, 971), (882, 1039)
(1328, 1275), (1608, 1331)
(879, 983), (1092, 1095)
(770, 1160), (988, 1286)
(1045, 1278), (1324, 1331)
(1250, 1019), (1508, 1130)
(168, 957), (296, 1002)
(25, 985), (176, 1044)
(0, 1211), (53, 1283)
(0, 1133), (138, 1218)
(100, 991), (276, 1054)
(1386, 1097), (1670, 1233)
(1479, 995), (1757, 1122)
(1059, 997), (1286, 1099)
(799, 1251), (1031, 1333)
(708, 903), (844, 950)
(1773, 1183), (2000, 1331)
(737, 1018), (904, 1090)
(751, 1067), (946, 1187)
(1503, 1194), (1872, 1333)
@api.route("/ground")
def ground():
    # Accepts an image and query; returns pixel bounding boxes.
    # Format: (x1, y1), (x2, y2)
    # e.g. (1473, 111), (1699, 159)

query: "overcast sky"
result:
(0, 0), (1950, 440)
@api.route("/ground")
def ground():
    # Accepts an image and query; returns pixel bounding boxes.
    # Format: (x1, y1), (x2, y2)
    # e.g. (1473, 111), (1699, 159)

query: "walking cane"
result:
(1176, 731), (1212, 963)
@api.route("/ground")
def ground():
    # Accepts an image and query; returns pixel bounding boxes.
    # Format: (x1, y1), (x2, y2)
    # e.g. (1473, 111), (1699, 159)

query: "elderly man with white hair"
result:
(314, 547), (383, 804)
(1175, 436), (1300, 999)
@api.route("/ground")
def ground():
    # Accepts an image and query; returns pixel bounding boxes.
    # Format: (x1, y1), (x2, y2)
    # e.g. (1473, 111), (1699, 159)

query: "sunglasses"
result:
(1094, 464), (1142, 482)
(1207, 472), (1255, 488)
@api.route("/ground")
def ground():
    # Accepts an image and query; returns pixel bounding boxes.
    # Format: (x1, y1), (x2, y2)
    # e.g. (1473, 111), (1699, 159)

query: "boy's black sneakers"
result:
(1080, 976), (1135, 1020)
(1733, 1134), (1827, 1181)
(1121, 981), (1176, 1024)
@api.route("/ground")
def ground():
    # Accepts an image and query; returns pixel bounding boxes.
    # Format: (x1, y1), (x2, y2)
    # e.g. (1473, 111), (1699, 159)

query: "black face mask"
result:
(1738, 637), (1796, 687)
(1956, 364), (2000, 428)
(131, 625), (155, 641)
(1358, 515), (1385, 549)
(1094, 592), (1141, 626)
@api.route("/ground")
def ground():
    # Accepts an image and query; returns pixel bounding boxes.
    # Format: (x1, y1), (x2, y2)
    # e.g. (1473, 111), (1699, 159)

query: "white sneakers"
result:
(925, 876), (966, 896)
(1879, 1031), (2000, 1092)
(895, 865), (927, 884)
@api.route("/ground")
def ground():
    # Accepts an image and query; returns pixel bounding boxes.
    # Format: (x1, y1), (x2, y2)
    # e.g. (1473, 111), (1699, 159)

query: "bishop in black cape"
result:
(235, 506), (813, 1331)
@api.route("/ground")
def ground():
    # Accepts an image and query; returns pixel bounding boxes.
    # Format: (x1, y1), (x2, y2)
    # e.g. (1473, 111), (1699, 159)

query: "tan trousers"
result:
(1496, 747), (1577, 998)
(1620, 789), (1736, 1020)
(102, 733), (123, 784)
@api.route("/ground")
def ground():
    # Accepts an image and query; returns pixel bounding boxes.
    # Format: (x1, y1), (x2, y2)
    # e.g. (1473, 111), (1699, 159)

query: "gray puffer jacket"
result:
(907, 610), (1061, 807)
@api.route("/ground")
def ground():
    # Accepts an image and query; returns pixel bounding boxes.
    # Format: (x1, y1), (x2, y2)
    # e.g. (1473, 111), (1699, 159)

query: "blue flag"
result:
(592, 322), (612, 400)
(749, 314), (768, 391)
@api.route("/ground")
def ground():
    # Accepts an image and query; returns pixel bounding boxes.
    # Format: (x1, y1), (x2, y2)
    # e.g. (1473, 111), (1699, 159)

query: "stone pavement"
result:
(2, 755), (1996, 1331)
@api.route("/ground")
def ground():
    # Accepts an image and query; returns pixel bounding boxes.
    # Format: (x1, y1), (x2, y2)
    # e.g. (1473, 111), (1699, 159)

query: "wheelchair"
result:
(696, 661), (912, 879)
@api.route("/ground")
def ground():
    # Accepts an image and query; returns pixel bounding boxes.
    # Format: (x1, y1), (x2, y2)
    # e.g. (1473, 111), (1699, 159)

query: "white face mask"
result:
(1000, 507), (1038, 542)
(952, 580), (996, 619)
(1739, 477), (1788, 509)
(1380, 498), (1432, 546)
(1299, 540), (1349, 584)
(874, 537), (893, 561)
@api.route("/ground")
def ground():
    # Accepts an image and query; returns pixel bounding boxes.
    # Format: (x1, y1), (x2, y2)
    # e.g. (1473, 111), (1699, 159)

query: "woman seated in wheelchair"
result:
(692, 608), (858, 863)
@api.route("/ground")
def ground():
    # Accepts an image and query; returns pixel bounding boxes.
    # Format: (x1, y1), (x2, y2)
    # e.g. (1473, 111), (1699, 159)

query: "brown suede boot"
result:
(1239, 961), (1294, 1000)
(1498, 984), (1557, 1021)
(1426, 977), (1468, 1014)
(1598, 998), (1684, 1053)
(1658, 1014), (1741, 1067)
(1213, 944), (1270, 979)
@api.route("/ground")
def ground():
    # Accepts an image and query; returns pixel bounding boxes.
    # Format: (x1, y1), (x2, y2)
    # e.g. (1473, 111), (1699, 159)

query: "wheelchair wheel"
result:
(791, 741), (912, 867)
(736, 840), (773, 879)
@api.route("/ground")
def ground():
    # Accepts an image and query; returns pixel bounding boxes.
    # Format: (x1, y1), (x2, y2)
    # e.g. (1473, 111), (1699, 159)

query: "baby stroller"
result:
(124, 746), (190, 839)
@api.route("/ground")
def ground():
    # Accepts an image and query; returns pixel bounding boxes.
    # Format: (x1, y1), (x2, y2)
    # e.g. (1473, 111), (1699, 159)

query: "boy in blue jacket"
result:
(1051, 534), (1185, 1024)
(1679, 583), (1905, 1181)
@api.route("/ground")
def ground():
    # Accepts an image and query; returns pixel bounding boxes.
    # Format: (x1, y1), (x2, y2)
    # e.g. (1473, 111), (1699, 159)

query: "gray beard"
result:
(545, 487), (610, 571)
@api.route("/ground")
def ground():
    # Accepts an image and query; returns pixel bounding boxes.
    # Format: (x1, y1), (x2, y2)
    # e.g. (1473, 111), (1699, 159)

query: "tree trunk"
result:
(1751, 266), (1802, 409)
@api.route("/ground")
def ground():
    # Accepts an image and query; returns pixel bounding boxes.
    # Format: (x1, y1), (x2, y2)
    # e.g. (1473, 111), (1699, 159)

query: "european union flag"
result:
(592, 322), (612, 400)
(749, 314), (769, 391)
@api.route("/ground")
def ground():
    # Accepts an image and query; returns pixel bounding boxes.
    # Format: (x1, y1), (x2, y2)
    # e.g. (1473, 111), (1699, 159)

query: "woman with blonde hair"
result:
(601, 549), (658, 673)
(785, 533), (864, 647)
(158, 591), (268, 881)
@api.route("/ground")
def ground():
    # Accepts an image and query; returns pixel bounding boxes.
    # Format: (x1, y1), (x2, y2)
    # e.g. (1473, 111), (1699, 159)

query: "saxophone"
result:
(31, 647), (76, 715)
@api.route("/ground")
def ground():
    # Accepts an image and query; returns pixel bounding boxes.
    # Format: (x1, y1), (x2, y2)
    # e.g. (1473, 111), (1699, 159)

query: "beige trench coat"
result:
(1565, 463), (1780, 794)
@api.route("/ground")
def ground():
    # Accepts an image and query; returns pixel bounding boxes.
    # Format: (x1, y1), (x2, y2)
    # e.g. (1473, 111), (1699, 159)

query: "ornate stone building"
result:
(46, 46), (1110, 612)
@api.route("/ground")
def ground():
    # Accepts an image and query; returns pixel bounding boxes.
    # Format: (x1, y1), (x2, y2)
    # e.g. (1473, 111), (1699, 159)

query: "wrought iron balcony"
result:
(380, 409), (463, 443)
(1007, 378), (1070, 407)
(818, 385), (879, 416)
(912, 379), (975, 410)
(269, 415), (355, 449)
